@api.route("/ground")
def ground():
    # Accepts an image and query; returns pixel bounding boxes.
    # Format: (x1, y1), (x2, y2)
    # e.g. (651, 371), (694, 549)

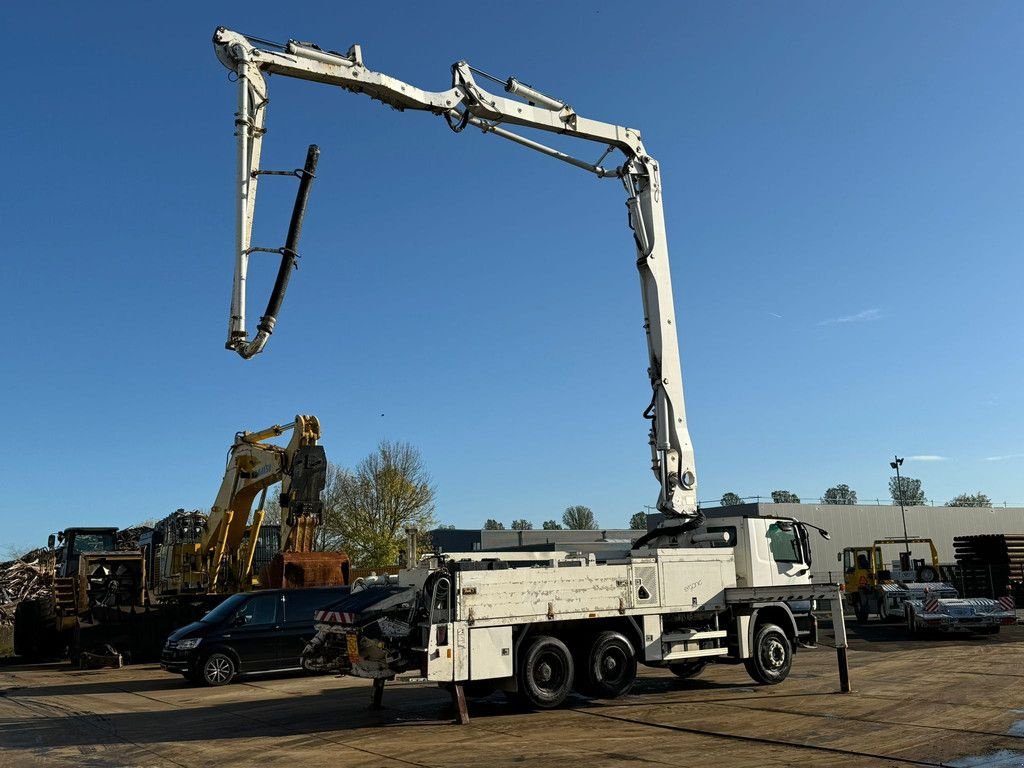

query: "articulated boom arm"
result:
(204, 413), (327, 590)
(212, 28), (698, 521)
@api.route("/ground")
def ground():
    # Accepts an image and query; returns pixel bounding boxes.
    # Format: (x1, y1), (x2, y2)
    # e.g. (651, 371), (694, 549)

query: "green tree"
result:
(720, 492), (743, 506)
(947, 492), (991, 508)
(330, 441), (436, 567)
(511, 519), (533, 530)
(562, 505), (597, 530)
(542, 520), (562, 530)
(629, 511), (648, 530)
(822, 484), (857, 505)
(889, 476), (925, 506)
(483, 519), (505, 530)
(771, 490), (800, 504)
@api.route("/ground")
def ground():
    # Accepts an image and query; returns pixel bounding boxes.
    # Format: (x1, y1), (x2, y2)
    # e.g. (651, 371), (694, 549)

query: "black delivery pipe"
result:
(257, 143), (320, 339)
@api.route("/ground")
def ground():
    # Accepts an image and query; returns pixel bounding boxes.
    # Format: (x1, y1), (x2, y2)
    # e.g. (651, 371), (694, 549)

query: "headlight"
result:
(176, 638), (202, 650)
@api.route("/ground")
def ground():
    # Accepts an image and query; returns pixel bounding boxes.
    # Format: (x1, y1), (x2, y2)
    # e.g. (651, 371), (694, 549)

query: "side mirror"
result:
(47, 534), (56, 549)
(818, 528), (831, 541)
(231, 614), (249, 627)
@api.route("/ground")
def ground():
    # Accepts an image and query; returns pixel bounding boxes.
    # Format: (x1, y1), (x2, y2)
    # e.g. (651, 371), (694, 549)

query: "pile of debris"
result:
(0, 551), (53, 626)
(116, 524), (153, 552)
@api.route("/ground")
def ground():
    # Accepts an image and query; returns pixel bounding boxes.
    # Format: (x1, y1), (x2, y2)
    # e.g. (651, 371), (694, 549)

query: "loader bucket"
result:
(265, 551), (350, 588)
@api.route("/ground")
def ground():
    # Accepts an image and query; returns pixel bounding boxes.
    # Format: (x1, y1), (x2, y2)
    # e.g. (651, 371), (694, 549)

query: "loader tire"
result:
(14, 598), (58, 660)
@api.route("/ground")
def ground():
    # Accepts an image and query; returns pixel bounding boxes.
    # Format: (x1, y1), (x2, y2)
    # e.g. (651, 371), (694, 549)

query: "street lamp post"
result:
(890, 455), (910, 557)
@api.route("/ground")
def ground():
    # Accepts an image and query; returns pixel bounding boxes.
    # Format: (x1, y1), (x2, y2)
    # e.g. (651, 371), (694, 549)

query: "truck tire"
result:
(915, 565), (938, 583)
(516, 635), (574, 709)
(743, 623), (792, 685)
(580, 631), (636, 699)
(669, 660), (708, 680)
(200, 652), (237, 686)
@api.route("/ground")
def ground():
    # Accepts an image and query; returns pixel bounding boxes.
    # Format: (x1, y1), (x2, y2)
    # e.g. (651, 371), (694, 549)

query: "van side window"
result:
(235, 593), (278, 626)
(766, 523), (801, 564)
(283, 590), (336, 624)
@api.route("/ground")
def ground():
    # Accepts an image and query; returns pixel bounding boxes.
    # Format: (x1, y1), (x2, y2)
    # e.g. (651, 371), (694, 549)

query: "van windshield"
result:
(200, 594), (249, 624)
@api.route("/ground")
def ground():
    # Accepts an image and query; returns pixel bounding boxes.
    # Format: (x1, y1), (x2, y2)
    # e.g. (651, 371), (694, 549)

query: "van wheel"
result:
(581, 631), (636, 699)
(516, 635), (574, 709)
(669, 660), (707, 680)
(744, 623), (792, 685)
(201, 652), (236, 686)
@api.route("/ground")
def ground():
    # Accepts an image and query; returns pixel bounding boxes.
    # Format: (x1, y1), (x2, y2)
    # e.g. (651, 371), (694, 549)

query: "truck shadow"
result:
(0, 677), (759, 748)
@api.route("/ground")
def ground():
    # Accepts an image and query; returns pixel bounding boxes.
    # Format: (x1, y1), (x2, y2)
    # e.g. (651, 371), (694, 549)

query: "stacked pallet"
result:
(953, 534), (1024, 599)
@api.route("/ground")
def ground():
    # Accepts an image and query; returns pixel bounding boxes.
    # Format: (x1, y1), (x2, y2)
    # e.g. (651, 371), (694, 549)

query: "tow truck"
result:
(841, 538), (1015, 634)
(209, 27), (852, 720)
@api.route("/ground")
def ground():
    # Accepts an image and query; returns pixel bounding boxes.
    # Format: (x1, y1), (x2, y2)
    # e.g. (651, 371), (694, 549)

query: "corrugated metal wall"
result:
(721, 503), (1024, 582)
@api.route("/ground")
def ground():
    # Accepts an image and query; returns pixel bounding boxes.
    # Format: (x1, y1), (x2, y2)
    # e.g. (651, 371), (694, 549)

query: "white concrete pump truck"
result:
(210, 27), (850, 719)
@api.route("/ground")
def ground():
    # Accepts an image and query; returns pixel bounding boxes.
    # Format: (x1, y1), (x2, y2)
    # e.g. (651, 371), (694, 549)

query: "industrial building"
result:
(431, 503), (1024, 583)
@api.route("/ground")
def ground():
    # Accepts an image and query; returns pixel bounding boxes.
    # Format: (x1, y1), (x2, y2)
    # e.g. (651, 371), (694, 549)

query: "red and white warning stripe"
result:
(998, 596), (1016, 612)
(313, 609), (356, 625)
(924, 598), (940, 613)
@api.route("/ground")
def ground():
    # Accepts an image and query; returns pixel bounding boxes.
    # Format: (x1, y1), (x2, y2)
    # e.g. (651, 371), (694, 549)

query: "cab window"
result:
(766, 523), (802, 564)
(233, 593), (279, 626)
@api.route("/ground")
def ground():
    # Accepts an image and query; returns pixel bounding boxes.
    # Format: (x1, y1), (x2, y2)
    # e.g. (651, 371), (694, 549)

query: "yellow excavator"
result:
(145, 415), (348, 600)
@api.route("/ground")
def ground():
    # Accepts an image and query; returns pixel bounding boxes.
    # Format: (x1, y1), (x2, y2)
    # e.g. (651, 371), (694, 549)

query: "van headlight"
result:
(176, 638), (202, 650)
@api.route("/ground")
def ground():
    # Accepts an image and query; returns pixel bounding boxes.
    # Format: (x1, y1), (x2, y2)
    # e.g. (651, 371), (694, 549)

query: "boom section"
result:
(212, 28), (697, 521)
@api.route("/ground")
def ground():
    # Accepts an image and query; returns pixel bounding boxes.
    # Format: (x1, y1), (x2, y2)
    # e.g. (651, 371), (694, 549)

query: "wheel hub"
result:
(764, 639), (785, 669)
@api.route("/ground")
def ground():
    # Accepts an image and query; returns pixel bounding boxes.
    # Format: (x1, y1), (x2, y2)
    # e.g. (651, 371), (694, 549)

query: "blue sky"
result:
(4, 2), (1023, 553)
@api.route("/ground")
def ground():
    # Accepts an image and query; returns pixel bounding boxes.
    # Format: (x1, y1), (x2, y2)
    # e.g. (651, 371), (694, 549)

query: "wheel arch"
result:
(749, 605), (798, 653)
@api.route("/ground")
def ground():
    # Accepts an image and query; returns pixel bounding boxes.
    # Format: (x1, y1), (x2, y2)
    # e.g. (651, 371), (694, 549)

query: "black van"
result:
(160, 586), (348, 686)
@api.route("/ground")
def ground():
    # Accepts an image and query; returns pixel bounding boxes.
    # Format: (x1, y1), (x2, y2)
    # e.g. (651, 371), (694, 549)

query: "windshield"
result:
(71, 533), (116, 554)
(200, 594), (250, 624)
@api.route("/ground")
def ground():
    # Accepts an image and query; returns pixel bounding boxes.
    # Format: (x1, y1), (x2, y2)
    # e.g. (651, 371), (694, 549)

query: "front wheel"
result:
(516, 635), (574, 709)
(744, 623), (792, 685)
(200, 652), (236, 686)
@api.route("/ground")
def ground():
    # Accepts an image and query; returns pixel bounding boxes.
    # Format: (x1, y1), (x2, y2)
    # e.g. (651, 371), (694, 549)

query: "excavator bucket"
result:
(265, 551), (350, 589)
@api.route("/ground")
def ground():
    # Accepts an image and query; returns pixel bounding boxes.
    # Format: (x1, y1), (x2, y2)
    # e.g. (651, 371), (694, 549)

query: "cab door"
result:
(765, 521), (809, 586)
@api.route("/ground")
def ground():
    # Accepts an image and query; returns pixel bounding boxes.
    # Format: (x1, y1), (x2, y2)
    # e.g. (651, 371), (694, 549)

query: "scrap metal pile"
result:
(117, 525), (154, 552)
(0, 550), (53, 626)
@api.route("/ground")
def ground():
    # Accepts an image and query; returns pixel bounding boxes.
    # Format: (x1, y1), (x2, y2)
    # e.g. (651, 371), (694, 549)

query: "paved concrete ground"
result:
(1, 624), (1022, 768)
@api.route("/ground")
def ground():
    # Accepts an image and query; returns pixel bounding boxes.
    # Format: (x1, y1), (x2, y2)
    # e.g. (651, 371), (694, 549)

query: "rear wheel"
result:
(669, 660), (708, 680)
(516, 635), (574, 709)
(744, 623), (792, 685)
(200, 652), (236, 686)
(580, 631), (636, 699)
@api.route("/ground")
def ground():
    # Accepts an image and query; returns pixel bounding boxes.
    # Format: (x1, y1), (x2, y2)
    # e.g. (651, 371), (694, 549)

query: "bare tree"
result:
(331, 441), (436, 567)
(511, 519), (533, 530)
(562, 505), (597, 530)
